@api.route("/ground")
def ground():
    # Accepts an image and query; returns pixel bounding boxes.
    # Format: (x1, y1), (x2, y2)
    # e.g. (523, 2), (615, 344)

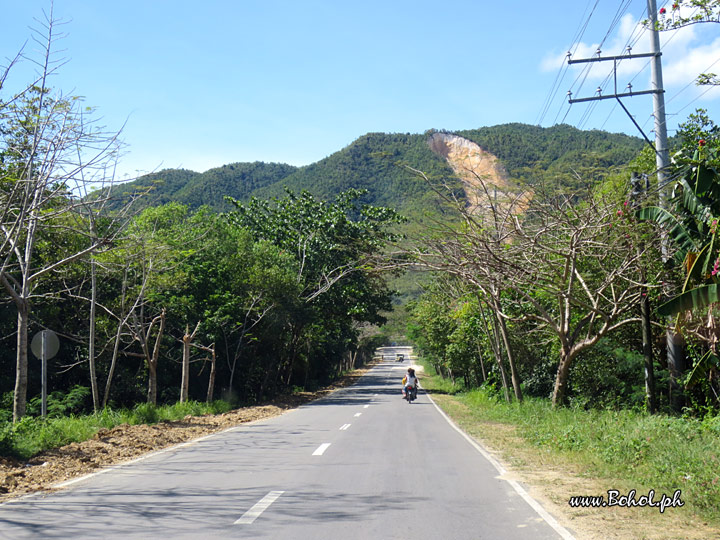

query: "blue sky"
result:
(3, 1), (719, 179)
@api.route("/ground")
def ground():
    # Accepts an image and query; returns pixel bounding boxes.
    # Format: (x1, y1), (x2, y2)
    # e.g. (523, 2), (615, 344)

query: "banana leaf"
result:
(676, 177), (712, 221)
(636, 206), (696, 262)
(685, 350), (720, 390)
(695, 163), (715, 196)
(657, 284), (720, 316)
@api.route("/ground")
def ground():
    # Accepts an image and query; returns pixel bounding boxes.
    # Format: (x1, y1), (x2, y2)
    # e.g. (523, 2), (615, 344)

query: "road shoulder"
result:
(428, 393), (720, 540)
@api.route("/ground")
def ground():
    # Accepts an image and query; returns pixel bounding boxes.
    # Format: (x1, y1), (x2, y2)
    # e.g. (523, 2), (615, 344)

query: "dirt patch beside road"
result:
(0, 365), (373, 502)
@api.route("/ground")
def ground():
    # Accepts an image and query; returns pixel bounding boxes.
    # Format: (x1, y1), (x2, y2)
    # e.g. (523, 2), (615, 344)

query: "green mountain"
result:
(112, 123), (645, 215)
(457, 123), (644, 191)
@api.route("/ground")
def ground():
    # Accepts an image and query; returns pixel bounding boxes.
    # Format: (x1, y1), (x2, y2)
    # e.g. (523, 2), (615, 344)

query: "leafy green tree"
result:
(226, 188), (403, 387)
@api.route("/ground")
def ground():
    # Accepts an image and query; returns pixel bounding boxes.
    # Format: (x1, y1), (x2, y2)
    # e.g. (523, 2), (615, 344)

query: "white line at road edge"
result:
(426, 392), (576, 540)
(235, 491), (285, 525)
(313, 443), (331, 456)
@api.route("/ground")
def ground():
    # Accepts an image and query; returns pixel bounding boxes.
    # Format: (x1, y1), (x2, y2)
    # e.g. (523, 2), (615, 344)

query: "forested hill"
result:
(112, 123), (645, 213)
(457, 123), (645, 190)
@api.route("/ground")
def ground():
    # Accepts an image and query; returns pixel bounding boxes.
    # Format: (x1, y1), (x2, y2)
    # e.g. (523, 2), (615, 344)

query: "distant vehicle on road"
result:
(396, 353), (404, 362)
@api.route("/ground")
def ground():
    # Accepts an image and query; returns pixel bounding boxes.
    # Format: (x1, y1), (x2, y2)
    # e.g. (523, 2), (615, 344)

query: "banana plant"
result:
(637, 145), (720, 317)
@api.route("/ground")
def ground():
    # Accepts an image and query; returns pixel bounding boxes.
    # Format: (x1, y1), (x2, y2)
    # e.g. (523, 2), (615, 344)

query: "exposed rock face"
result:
(428, 132), (529, 215)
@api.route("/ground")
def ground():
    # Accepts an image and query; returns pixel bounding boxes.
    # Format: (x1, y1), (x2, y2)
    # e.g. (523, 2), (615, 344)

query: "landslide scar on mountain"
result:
(427, 132), (531, 215)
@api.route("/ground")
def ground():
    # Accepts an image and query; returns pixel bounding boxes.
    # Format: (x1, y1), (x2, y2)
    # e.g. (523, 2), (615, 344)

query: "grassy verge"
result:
(418, 358), (720, 528)
(0, 400), (232, 461)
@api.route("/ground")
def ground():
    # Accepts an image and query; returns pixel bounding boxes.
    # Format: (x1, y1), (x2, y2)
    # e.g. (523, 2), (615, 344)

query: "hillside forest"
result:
(3, 20), (720, 442)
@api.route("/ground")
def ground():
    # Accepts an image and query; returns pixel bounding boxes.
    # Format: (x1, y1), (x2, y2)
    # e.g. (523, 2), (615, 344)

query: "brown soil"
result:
(0, 366), (371, 503)
(427, 132), (532, 215)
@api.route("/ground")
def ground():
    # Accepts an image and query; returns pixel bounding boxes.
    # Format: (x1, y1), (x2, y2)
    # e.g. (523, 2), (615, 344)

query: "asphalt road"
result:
(0, 351), (573, 539)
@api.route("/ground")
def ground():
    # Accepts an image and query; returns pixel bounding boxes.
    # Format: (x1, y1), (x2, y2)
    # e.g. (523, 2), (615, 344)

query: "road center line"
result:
(354, 413), (362, 417)
(339, 423), (351, 430)
(312, 443), (331, 456)
(235, 491), (284, 525)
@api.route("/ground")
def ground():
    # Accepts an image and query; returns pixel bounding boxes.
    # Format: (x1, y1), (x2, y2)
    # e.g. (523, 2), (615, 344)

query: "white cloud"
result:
(541, 12), (720, 103)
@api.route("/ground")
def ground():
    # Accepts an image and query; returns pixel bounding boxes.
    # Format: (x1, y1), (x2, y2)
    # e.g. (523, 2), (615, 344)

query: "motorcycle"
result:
(404, 385), (417, 403)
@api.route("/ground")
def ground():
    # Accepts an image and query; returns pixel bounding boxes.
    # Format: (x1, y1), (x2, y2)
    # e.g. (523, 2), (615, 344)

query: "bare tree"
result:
(406, 165), (656, 407)
(1, 11), (137, 420)
(180, 321), (201, 403)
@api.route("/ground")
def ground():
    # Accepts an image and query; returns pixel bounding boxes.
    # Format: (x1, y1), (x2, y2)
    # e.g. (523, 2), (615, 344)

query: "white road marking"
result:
(354, 413), (362, 417)
(235, 491), (284, 525)
(339, 424), (351, 430)
(312, 443), (331, 456)
(427, 394), (576, 540)
(363, 404), (370, 408)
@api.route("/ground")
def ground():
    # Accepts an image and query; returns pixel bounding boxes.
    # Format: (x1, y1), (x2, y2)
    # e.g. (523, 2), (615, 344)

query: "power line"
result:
(537, 0), (601, 125)
(552, 0), (637, 130)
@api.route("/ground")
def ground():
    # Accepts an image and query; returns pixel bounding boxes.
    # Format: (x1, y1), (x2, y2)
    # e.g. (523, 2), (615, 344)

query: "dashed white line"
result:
(363, 404), (370, 408)
(313, 443), (331, 456)
(339, 424), (351, 430)
(354, 413), (362, 417)
(235, 491), (284, 525)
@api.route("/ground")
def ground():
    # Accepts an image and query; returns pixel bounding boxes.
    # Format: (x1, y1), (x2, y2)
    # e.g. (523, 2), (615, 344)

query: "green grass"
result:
(0, 400), (232, 461)
(418, 358), (720, 524)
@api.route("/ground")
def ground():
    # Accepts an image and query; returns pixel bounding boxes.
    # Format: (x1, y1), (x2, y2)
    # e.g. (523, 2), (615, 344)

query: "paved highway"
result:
(0, 351), (573, 539)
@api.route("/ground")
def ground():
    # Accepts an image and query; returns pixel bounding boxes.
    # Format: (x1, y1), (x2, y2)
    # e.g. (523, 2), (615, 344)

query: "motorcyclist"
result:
(402, 367), (418, 399)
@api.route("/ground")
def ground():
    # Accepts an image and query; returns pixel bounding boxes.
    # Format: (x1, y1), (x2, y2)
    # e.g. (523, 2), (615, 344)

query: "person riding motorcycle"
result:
(402, 367), (418, 400)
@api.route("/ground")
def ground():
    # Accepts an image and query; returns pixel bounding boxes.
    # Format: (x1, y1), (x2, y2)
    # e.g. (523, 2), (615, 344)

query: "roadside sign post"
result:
(42, 332), (47, 417)
(31, 330), (60, 418)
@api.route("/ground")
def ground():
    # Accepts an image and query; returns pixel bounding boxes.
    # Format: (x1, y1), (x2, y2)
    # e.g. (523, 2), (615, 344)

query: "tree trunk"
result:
(641, 291), (657, 413)
(103, 319), (124, 408)
(477, 297), (510, 402)
(147, 309), (166, 405)
(476, 342), (487, 382)
(103, 267), (130, 408)
(667, 326), (685, 411)
(180, 321), (200, 403)
(206, 345), (216, 404)
(88, 257), (100, 411)
(181, 325), (191, 403)
(495, 307), (523, 402)
(552, 348), (574, 407)
(13, 299), (30, 422)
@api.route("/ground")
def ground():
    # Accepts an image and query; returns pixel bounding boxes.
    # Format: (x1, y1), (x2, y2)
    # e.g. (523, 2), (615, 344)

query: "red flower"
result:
(699, 139), (706, 146)
(672, 3), (678, 8)
(659, 7), (666, 14)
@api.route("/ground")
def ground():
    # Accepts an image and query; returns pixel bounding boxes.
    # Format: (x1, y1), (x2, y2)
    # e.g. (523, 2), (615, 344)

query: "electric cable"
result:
(537, 0), (600, 126)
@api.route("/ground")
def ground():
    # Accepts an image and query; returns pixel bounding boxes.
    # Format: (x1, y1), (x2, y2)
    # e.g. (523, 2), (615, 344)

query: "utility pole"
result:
(647, 0), (684, 410)
(567, 0), (683, 410)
